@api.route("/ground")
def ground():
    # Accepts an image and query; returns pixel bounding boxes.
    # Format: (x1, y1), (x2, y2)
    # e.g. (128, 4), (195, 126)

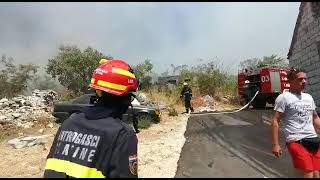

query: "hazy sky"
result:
(0, 2), (300, 75)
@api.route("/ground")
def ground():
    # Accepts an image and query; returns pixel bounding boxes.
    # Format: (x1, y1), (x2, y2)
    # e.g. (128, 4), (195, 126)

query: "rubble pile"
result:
(196, 95), (216, 113)
(203, 95), (214, 107)
(0, 89), (58, 128)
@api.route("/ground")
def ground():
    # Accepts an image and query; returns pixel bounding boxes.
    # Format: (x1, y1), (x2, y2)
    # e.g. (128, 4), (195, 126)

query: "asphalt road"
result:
(175, 109), (297, 178)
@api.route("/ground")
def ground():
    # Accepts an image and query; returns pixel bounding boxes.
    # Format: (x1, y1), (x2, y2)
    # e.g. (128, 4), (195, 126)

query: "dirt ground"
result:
(0, 116), (59, 178)
(0, 102), (239, 178)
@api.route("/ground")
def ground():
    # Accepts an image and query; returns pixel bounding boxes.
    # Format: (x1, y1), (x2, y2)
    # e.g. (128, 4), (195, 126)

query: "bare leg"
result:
(296, 169), (314, 178)
(313, 171), (320, 178)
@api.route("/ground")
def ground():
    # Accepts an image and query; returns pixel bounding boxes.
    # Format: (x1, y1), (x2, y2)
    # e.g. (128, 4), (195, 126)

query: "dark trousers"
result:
(185, 100), (194, 113)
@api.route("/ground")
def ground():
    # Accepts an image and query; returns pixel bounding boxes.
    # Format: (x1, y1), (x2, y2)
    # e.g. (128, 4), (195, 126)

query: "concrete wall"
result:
(289, 2), (320, 106)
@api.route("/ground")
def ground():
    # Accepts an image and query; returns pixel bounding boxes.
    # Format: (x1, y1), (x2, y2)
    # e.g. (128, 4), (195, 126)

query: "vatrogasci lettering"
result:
(54, 130), (101, 163)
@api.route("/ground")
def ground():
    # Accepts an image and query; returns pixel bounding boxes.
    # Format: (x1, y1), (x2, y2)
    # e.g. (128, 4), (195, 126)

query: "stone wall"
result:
(289, 2), (320, 106)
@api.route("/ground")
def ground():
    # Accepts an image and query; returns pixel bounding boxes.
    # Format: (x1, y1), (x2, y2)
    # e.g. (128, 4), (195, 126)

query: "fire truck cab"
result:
(238, 67), (290, 109)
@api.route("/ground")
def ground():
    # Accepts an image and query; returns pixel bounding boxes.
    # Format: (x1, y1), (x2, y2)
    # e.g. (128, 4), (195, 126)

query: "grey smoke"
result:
(0, 2), (299, 74)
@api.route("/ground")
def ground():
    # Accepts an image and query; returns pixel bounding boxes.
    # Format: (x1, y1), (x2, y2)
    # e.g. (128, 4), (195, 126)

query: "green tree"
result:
(240, 54), (288, 69)
(240, 58), (260, 70)
(135, 59), (153, 78)
(134, 59), (153, 90)
(46, 45), (112, 94)
(178, 61), (236, 97)
(0, 55), (39, 98)
(257, 55), (288, 68)
(179, 64), (194, 83)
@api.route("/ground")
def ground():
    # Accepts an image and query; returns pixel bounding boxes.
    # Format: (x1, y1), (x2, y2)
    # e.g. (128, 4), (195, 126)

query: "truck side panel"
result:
(279, 69), (290, 92)
(260, 68), (289, 94)
(260, 68), (271, 93)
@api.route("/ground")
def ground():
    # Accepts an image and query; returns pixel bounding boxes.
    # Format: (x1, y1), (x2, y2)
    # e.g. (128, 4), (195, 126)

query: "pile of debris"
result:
(195, 95), (216, 113)
(0, 89), (58, 128)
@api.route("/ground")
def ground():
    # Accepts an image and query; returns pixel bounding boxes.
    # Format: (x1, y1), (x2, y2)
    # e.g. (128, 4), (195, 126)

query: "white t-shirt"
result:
(274, 91), (317, 142)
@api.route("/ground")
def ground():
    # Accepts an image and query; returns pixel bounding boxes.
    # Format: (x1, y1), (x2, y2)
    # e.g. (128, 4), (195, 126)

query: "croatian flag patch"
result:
(129, 154), (138, 175)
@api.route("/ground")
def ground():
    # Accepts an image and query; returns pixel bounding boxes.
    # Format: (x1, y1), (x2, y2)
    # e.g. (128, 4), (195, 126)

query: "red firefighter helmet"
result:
(89, 59), (138, 96)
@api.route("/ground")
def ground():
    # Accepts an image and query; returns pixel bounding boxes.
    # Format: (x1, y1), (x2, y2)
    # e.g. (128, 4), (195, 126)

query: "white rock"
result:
(12, 98), (20, 103)
(19, 116), (28, 121)
(16, 122), (23, 127)
(0, 98), (8, 103)
(24, 101), (32, 106)
(27, 140), (40, 147)
(14, 141), (28, 149)
(203, 95), (214, 106)
(222, 97), (229, 103)
(7, 138), (30, 149)
(8, 138), (20, 145)
(22, 122), (33, 129)
(47, 123), (54, 128)
(20, 100), (25, 105)
(10, 104), (20, 109)
(8, 101), (15, 105)
(9, 137), (42, 148)
(1, 102), (9, 108)
(38, 129), (44, 134)
(0, 115), (7, 121)
(21, 136), (37, 141)
(5, 117), (13, 122)
(12, 113), (21, 118)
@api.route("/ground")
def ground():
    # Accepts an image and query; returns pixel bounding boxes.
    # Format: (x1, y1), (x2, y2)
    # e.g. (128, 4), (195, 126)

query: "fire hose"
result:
(191, 90), (260, 116)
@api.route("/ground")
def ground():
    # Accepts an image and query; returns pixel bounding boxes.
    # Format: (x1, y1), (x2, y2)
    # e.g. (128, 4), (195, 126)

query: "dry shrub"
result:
(168, 106), (178, 116)
(146, 86), (182, 109)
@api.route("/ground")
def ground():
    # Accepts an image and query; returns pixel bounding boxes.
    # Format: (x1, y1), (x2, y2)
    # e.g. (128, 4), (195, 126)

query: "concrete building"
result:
(287, 2), (320, 106)
(157, 75), (180, 90)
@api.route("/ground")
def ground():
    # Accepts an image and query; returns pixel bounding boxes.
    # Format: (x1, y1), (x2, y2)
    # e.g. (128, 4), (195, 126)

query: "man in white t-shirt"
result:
(271, 68), (320, 178)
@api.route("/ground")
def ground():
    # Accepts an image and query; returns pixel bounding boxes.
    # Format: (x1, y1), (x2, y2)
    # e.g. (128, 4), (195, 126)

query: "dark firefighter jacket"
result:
(43, 105), (138, 178)
(181, 86), (193, 101)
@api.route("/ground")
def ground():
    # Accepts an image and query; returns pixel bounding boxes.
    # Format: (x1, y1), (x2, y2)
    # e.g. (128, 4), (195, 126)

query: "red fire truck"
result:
(238, 67), (290, 109)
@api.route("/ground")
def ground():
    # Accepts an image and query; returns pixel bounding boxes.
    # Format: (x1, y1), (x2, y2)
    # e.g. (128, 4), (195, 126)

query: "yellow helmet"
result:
(99, 59), (109, 65)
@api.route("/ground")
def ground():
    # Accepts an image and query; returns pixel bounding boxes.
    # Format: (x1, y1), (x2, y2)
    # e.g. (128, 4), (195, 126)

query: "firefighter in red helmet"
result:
(44, 59), (139, 178)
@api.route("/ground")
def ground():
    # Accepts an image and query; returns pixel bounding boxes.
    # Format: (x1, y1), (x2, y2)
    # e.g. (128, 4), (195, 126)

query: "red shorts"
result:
(287, 142), (320, 171)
